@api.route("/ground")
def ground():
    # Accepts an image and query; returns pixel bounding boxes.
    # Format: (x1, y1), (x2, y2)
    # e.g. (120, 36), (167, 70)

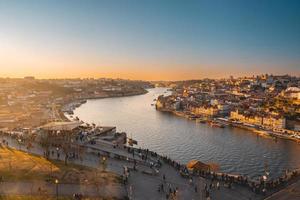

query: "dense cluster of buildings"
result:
(156, 74), (300, 135)
(0, 77), (153, 130)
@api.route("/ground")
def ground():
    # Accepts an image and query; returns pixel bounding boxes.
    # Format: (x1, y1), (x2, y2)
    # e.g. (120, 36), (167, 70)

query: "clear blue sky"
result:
(0, 0), (299, 80)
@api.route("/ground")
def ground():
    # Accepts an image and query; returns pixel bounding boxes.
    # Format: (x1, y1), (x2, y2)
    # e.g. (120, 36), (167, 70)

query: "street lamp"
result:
(102, 156), (107, 171)
(56, 147), (59, 160)
(55, 179), (59, 200)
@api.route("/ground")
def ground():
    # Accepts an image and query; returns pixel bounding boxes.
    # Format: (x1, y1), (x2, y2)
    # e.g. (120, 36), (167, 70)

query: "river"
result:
(71, 87), (300, 179)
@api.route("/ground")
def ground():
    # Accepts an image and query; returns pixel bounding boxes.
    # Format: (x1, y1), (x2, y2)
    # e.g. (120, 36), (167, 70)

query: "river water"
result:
(71, 87), (300, 179)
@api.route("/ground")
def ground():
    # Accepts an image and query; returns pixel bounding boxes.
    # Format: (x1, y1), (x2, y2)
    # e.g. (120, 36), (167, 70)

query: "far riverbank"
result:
(156, 108), (300, 144)
(61, 89), (148, 119)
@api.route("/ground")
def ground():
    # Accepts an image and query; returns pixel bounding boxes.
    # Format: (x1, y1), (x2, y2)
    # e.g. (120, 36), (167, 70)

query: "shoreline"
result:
(4, 87), (299, 199)
(2, 129), (300, 200)
(61, 89), (148, 120)
(156, 108), (300, 144)
(60, 91), (300, 179)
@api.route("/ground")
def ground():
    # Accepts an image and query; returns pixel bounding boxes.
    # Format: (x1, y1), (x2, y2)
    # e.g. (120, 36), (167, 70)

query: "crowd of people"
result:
(125, 145), (300, 198)
(190, 168), (300, 195)
(1, 129), (300, 199)
(157, 174), (180, 199)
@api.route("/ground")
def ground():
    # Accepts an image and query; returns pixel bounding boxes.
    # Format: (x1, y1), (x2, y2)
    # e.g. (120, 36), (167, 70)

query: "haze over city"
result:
(0, 0), (299, 80)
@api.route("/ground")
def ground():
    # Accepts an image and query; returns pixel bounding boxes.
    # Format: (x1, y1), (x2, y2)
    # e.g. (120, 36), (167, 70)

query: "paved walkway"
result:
(125, 161), (263, 200)
(265, 179), (300, 200)
(1, 135), (266, 199)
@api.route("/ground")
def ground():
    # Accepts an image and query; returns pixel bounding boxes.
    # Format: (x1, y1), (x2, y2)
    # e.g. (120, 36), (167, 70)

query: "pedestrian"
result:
(37, 187), (42, 195)
(206, 189), (210, 198)
(133, 160), (137, 170)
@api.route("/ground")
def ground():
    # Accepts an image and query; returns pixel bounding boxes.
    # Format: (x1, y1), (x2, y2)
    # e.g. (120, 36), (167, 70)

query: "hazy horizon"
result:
(0, 72), (298, 82)
(0, 0), (299, 80)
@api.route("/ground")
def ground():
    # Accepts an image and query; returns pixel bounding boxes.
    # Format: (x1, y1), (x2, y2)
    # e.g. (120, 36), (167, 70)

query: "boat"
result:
(253, 130), (272, 138)
(209, 121), (225, 128)
(189, 115), (197, 120)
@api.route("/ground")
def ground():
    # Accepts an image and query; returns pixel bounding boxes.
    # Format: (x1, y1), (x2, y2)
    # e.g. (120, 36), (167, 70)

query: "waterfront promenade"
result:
(0, 133), (283, 200)
(265, 179), (300, 200)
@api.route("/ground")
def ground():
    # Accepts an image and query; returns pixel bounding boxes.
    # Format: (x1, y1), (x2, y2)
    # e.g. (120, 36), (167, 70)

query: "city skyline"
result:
(0, 0), (299, 80)
(1, 1), (300, 199)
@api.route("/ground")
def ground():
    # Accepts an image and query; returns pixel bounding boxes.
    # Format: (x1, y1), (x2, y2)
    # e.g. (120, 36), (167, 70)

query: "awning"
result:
(187, 160), (219, 172)
(39, 121), (83, 131)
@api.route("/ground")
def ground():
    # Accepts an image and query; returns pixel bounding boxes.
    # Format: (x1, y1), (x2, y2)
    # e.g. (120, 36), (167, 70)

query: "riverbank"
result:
(61, 89), (148, 119)
(1, 130), (300, 200)
(156, 108), (300, 144)
(220, 119), (300, 144)
(71, 87), (300, 180)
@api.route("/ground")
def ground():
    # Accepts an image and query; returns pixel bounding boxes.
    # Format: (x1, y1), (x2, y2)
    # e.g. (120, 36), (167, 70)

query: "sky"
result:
(0, 0), (299, 80)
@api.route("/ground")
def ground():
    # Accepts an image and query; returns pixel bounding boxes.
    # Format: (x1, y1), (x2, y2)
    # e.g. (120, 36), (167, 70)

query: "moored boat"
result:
(209, 121), (225, 128)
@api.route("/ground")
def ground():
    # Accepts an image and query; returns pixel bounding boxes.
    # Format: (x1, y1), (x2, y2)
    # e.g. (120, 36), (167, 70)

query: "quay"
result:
(157, 107), (300, 144)
(1, 126), (300, 200)
(216, 118), (300, 143)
